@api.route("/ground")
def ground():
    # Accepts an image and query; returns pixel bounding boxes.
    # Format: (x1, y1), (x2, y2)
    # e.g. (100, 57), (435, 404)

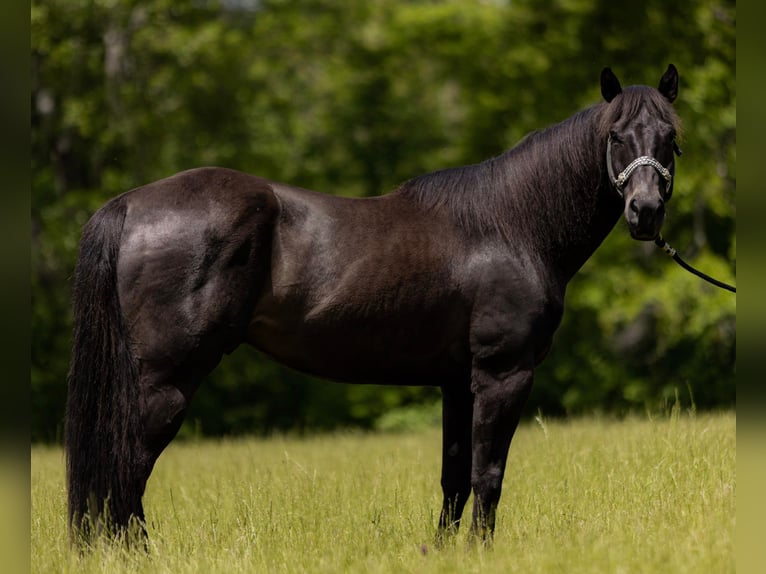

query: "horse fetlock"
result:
(469, 496), (499, 541)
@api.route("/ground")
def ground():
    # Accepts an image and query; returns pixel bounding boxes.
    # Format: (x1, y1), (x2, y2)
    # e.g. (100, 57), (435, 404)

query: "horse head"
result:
(601, 64), (681, 241)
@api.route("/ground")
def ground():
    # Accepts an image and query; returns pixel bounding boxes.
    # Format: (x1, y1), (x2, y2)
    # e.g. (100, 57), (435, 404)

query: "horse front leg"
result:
(469, 362), (534, 542)
(437, 383), (474, 540)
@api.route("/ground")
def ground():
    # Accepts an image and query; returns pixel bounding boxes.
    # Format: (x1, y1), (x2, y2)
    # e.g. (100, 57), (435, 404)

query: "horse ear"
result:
(658, 64), (679, 102)
(600, 67), (622, 103)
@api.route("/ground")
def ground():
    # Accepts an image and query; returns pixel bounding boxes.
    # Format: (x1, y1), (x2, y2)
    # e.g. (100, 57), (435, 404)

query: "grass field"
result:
(31, 410), (735, 573)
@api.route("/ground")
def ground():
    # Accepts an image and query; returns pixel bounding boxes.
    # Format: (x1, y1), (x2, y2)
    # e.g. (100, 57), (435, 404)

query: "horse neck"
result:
(495, 110), (623, 284)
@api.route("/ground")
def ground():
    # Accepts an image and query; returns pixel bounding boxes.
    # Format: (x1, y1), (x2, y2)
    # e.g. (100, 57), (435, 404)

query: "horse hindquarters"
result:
(67, 170), (279, 543)
(123, 172), (279, 501)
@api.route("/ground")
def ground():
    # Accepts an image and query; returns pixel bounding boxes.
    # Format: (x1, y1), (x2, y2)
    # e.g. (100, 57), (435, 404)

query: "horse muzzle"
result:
(625, 193), (665, 241)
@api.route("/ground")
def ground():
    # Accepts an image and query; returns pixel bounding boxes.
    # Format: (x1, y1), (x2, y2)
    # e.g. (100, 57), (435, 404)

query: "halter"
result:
(605, 137), (734, 292)
(606, 135), (676, 198)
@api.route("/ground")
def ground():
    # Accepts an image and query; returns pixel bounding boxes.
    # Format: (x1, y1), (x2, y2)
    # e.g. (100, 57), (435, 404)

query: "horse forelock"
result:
(598, 85), (683, 140)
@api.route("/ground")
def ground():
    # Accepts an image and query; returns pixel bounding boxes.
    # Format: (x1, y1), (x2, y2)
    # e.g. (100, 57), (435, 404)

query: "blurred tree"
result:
(31, 0), (735, 441)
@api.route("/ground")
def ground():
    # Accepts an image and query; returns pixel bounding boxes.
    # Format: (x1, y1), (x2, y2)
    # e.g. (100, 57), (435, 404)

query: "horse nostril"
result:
(629, 198), (639, 215)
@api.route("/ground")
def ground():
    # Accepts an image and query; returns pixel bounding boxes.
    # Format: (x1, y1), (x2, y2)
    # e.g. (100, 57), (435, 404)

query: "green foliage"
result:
(374, 400), (442, 433)
(31, 0), (735, 441)
(31, 413), (735, 572)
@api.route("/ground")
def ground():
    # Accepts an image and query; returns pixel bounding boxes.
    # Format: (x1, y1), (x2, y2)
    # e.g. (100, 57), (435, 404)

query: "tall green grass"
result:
(31, 411), (735, 573)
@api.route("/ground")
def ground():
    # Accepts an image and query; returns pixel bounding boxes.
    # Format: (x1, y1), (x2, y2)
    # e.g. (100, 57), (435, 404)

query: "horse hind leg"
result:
(135, 365), (201, 483)
(132, 301), (255, 476)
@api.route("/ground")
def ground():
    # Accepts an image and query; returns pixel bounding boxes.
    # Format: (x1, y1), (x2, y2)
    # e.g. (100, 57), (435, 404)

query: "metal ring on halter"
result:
(606, 136), (674, 198)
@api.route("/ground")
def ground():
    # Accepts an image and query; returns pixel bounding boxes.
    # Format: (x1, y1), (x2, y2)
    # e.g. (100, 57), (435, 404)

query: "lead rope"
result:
(654, 234), (736, 293)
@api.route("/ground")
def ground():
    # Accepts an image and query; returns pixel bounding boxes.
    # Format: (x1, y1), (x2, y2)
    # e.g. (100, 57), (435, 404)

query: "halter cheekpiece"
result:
(606, 135), (677, 199)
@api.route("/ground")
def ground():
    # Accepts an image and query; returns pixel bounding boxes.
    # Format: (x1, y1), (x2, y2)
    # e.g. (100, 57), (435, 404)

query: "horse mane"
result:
(394, 86), (681, 250)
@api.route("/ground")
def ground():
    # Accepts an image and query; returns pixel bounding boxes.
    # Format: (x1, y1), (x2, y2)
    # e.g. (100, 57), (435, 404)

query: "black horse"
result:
(66, 65), (682, 544)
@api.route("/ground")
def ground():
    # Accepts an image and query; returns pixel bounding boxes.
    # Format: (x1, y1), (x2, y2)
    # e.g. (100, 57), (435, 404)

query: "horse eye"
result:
(609, 131), (622, 143)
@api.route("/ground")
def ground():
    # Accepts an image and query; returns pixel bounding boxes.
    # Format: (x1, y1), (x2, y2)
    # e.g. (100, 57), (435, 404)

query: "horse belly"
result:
(246, 299), (470, 386)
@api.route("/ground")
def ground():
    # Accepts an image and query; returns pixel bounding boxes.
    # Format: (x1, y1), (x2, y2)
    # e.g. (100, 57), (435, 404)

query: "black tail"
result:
(65, 196), (144, 543)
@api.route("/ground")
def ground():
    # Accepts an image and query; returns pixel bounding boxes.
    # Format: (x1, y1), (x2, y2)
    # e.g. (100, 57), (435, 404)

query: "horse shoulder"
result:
(467, 248), (564, 373)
